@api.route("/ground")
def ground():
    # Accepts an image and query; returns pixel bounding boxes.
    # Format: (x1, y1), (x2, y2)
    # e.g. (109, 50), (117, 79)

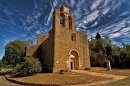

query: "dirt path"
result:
(0, 74), (21, 86)
(99, 77), (130, 86)
(71, 70), (128, 86)
(0, 69), (22, 86)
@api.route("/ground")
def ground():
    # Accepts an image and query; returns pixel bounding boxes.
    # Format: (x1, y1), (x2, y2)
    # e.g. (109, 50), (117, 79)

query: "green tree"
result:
(2, 39), (27, 67)
(0, 59), (3, 68)
(112, 45), (121, 56)
(12, 57), (42, 77)
(26, 39), (34, 46)
(111, 45), (121, 67)
(119, 43), (130, 68)
(95, 32), (101, 40)
(89, 32), (116, 67)
(105, 44), (112, 57)
(102, 36), (112, 47)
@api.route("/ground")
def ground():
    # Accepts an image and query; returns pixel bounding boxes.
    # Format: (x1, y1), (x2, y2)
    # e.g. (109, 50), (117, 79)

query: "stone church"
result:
(25, 5), (90, 72)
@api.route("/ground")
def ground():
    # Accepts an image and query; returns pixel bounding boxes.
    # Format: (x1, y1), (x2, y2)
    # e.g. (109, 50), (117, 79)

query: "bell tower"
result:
(51, 5), (90, 72)
(53, 5), (75, 31)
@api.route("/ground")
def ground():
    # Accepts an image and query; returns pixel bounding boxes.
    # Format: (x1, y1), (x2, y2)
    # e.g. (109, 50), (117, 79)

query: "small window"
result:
(71, 33), (76, 41)
(60, 13), (65, 27)
(60, 16), (64, 26)
(68, 16), (72, 29)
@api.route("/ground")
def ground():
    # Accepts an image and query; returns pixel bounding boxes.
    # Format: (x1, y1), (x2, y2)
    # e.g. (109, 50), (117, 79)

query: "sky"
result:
(1, 0), (130, 59)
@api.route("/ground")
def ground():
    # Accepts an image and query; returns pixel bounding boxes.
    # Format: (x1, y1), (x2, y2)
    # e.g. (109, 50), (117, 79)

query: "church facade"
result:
(25, 5), (90, 72)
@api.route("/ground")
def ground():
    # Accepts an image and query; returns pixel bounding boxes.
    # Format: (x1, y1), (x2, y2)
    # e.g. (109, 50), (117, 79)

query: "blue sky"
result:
(1, 0), (130, 59)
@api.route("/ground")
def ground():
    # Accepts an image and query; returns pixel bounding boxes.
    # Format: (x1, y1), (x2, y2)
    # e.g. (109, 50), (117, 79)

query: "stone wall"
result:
(52, 5), (90, 72)
(25, 5), (90, 73)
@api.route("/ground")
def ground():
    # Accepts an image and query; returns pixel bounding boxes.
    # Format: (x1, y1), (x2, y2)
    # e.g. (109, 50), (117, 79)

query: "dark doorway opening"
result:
(69, 50), (79, 70)
(70, 62), (73, 70)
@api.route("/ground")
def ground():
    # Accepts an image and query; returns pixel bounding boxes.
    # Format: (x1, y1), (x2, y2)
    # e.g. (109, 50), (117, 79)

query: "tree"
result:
(119, 43), (130, 68)
(89, 32), (117, 67)
(2, 39), (27, 67)
(112, 45), (121, 56)
(26, 39), (34, 46)
(105, 44), (112, 57)
(12, 57), (42, 77)
(95, 32), (101, 40)
(0, 59), (3, 68)
(102, 36), (112, 47)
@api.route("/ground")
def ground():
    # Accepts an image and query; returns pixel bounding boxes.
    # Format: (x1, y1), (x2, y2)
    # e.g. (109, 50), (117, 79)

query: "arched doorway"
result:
(68, 50), (79, 70)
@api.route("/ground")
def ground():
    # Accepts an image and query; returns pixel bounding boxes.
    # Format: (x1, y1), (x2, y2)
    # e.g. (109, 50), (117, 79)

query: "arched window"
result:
(60, 13), (65, 27)
(71, 33), (76, 41)
(68, 16), (72, 29)
(60, 16), (64, 26)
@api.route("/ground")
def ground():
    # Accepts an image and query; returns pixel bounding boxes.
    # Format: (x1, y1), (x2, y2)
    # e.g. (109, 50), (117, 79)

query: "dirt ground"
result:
(90, 67), (130, 76)
(4, 67), (130, 85)
(5, 71), (110, 85)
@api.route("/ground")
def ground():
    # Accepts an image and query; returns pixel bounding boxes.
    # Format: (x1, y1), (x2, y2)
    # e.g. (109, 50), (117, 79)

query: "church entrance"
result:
(69, 50), (79, 70)
(70, 62), (73, 70)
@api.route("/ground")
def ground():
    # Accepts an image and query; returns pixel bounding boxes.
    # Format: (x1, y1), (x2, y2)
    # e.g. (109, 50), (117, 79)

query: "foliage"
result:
(2, 39), (27, 67)
(0, 59), (3, 68)
(119, 43), (130, 68)
(12, 57), (42, 77)
(95, 32), (101, 40)
(89, 33), (110, 67)
(106, 44), (112, 57)
(26, 39), (34, 46)
(89, 32), (130, 68)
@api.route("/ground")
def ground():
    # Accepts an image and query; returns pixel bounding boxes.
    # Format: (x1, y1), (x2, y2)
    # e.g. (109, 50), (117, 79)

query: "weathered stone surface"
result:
(25, 5), (90, 72)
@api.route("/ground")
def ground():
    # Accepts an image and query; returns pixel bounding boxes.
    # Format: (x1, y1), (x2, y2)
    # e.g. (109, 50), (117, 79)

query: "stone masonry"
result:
(25, 5), (91, 73)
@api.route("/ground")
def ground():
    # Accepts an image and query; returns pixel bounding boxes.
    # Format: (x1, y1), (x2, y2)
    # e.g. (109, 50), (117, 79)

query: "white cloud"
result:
(112, 41), (121, 46)
(121, 27), (130, 33)
(92, 21), (98, 27)
(91, 0), (103, 11)
(109, 33), (121, 38)
(70, 0), (75, 7)
(102, 8), (110, 15)
(119, 11), (130, 16)
(82, 10), (99, 24)
(53, 0), (58, 7)
(82, 26), (87, 29)
(44, 8), (53, 26)
(35, 30), (41, 34)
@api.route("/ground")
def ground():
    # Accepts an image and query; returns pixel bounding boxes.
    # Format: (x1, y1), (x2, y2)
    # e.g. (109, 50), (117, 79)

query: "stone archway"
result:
(68, 49), (79, 70)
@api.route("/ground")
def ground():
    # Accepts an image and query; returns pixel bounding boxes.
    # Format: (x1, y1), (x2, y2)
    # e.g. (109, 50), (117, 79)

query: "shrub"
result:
(12, 57), (42, 77)
(4, 65), (14, 68)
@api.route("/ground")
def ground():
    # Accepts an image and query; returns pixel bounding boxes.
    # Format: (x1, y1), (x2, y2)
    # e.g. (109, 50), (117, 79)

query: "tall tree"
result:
(2, 39), (27, 66)
(0, 59), (3, 67)
(105, 44), (112, 57)
(119, 42), (130, 68)
(102, 36), (112, 47)
(95, 32), (101, 40)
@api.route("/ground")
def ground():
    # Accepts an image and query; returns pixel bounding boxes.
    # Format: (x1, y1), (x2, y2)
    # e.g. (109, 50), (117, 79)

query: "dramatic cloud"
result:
(0, 0), (130, 58)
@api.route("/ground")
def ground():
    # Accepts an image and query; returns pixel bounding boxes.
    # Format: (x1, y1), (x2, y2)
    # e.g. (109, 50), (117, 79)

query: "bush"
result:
(12, 57), (42, 77)
(4, 65), (14, 68)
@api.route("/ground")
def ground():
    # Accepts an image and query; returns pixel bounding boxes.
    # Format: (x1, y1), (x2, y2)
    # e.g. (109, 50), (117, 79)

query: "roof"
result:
(25, 45), (40, 57)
